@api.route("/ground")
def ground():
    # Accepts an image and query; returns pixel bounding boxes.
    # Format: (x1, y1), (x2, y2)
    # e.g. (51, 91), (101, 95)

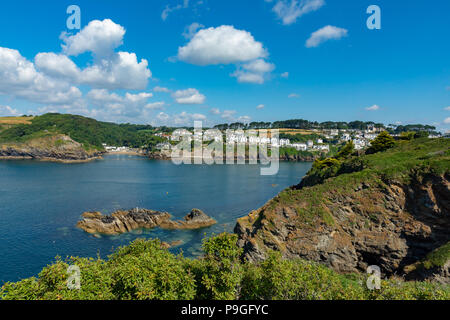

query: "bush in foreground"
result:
(1, 234), (448, 300)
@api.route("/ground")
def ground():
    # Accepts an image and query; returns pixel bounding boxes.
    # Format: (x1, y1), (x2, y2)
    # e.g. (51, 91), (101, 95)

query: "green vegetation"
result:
(279, 133), (321, 143)
(366, 131), (396, 154)
(390, 124), (438, 135)
(335, 140), (355, 159)
(1, 234), (448, 300)
(419, 242), (450, 270)
(279, 147), (316, 159)
(0, 113), (165, 150)
(275, 135), (450, 233)
(214, 119), (389, 130)
(301, 132), (449, 188)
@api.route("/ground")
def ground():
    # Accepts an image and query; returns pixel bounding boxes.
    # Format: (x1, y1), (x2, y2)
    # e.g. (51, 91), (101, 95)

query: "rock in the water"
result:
(77, 208), (216, 235)
(175, 209), (218, 229)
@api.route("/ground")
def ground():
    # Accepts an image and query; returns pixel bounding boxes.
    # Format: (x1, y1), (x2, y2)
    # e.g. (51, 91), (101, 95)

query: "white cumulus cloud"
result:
(178, 25), (267, 65)
(172, 88), (206, 104)
(232, 59), (275, 84)
(178, 25), (274, 84)
(61, 19), (125, 57)
(0, 47), (82, 105)
(306, 25), (348, 48)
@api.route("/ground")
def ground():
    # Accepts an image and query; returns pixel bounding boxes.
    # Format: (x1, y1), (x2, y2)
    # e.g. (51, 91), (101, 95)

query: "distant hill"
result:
(0, 113), (159, 150)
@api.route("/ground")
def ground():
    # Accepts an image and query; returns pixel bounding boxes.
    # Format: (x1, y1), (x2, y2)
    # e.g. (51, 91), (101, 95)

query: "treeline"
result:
(214, 119), (387, 130)
(0, 113), (163, 149)
(214, 119), (438, 133)
(391, 124), (437, 134)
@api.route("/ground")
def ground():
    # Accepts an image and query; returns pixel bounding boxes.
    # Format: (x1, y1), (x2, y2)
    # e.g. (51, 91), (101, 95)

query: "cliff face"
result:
(235, 139), (450, 282)
(0, 134), (103, 162)
(235, 172), (449, 281)
(77, 208), (217, 235)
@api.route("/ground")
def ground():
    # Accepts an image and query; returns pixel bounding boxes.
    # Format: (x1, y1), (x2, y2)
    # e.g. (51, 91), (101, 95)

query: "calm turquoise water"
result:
(0, 155), (311, 283)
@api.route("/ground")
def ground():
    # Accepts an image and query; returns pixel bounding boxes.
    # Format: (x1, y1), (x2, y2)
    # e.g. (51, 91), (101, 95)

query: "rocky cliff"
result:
(235, 138), (450, 283)
(77, 208), (217, 235)
(0, 134), (104, 162)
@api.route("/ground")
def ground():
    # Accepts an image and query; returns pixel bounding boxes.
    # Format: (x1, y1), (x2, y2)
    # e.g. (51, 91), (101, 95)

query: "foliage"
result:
(0, 113), (163, 150)
(1, 234), (448, 300)
(399, 131), (417, 141)
(279, 147), (315, 158)
(189, 233), (243, 300)
(241, 251), (366, 300)
(420, 242), (450, 269)
(391, 124), (437, 135)
(366, 131), (396, 154)
(0, 239), (195, 300)
(214, 119), (385, 130)
(335, 141), (355, 159)
(107, 239), (196, 300)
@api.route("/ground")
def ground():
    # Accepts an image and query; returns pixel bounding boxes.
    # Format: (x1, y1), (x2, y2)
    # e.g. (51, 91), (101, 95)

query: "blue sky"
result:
(0, 0), (449, 131)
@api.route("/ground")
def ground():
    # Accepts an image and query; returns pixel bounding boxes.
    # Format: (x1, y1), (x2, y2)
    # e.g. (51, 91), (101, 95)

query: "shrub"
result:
(107, 239), (196, 300)
(367, 131), (396, 154)
(336, 141), (355, 160)
(188, 233), (243, 300)
(240, 251), (366, 300)
(1, 235), (448, 300)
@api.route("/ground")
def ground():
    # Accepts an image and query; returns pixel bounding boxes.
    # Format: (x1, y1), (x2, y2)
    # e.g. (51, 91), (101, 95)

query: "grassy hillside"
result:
(299, 136), (450, 188)
(0, 113), (161, 150)
(235, 135), (450, 280)
(270, 137), (449, 230)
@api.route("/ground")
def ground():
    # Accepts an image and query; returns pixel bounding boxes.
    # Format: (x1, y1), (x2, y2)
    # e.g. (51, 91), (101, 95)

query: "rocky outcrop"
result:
(147, 150), (320, 162)
(0, 134), (104, 162)
(77, 208), (217, 235)
(279, 154), (320, 162)
(147, 151), (171, 160)
(235, 172), (450, 280)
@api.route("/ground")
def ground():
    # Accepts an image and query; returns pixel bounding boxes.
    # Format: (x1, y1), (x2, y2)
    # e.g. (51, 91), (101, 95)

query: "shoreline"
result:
(105, 150), (146, 156)
(0, 155), (104, 163)
(0, 151), (316, 163)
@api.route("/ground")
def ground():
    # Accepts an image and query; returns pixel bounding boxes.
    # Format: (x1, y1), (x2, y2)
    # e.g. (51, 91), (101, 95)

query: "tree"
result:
(336, 141), (355, 160)
(367, 131), (395, 154)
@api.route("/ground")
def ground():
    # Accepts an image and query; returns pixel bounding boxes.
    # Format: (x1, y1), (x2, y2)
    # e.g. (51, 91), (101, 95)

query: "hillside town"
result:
(151, 125), (403, 154)
(104, 123), (444, 156)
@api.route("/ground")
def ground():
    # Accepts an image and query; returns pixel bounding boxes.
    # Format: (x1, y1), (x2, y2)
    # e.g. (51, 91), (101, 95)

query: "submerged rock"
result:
(77, 208), (216, 235)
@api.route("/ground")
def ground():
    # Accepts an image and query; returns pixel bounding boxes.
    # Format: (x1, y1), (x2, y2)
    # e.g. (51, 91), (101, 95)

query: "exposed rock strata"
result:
(235, 173), (449, 281)
(77, 208), (216, 235)
(0, 134), (104, 162)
